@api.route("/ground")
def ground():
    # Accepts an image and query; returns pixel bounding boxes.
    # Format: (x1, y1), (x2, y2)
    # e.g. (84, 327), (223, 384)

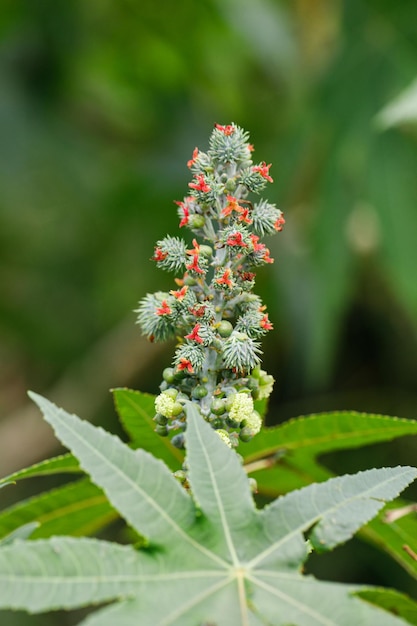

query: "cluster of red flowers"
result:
(186, 239), (205, 275)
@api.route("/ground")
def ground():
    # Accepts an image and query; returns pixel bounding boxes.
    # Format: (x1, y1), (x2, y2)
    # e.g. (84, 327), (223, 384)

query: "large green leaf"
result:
(0, 479), (117, 540)
(28, 392), (212, 562)
(242, 411), (417, 494)
(0, 394), (415, 625)
(112, 388), (183, 468)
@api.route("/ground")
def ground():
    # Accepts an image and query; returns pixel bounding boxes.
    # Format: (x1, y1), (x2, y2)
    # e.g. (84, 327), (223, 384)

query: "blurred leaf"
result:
(357, 588), (417, 625)
(376, 78), (417, 129)
(0, 479), (117, 541)
(366, 500), (417, 581)
(0, 522), (39, 546)
(0, 454), (82, 487)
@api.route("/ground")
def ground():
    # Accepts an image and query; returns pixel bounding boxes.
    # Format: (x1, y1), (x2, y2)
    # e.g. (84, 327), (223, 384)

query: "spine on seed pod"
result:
(135, 123), (285, 449)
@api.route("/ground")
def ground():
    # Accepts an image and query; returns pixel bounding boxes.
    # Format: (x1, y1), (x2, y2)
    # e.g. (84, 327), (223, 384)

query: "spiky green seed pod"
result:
(222, 331), (262, 373)
(154, 236), (188, 273)
(251, 199), (282, 236)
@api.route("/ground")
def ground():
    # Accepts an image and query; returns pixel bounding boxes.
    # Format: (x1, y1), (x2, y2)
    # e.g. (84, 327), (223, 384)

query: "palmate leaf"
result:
(0, 395), (415, 625)
(242, 411), (417, 580)
(242, 411), (417, 494)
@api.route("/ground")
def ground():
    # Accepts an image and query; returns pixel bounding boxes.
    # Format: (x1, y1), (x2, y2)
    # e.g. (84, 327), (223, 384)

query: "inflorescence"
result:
(136, 123), (284, 449)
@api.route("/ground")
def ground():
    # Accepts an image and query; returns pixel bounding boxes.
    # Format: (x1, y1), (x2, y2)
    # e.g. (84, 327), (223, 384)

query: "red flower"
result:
(187, 147), (199, 169)
(189, 174), (211, 193)
(186, 240), (205, 274)
(263, 248), (274, 264)
(177, 358), (194, 373)
(249, 234), (264, 252)
(260, 314), (273, 331)
(185, 323), (203, 344)
(237, 208), (252, 225)
(179, 205), (189, 228)
(215, 268), (233, 287)
(156, 300), (172, 316)
(240, 271), (256, 282)
(152, 247), (168, 262)
(274, 214), (285, 232)
(215, 123), (235, 136)
(221, 195), (244, 218)
(170, 286), (188, 300)
(189, 304), (206, 317)
(252, 162), (273, 183)
(226, 232), (247, 247)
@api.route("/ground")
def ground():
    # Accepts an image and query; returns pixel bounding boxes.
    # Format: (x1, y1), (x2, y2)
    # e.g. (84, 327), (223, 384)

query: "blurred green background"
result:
(1, 0), (417, 621)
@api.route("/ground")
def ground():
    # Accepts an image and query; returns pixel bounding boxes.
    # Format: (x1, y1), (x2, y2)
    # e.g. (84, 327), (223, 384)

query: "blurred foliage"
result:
(0, 1), (417, 620)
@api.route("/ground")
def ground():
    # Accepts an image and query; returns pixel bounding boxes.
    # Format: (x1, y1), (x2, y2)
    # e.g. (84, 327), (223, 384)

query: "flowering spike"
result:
(136, 124), (285, 445)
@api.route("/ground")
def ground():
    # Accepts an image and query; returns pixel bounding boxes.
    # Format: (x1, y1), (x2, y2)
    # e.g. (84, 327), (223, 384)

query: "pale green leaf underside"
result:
(1, 393), (413, 625)
(258, 466), (417, 569)
(27, 392), (221, 567)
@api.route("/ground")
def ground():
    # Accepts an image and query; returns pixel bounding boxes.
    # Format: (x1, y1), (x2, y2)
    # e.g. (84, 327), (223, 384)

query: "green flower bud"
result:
(162, 367), (176, 384)
(163, 388), (178, 400)
(192, 385), (208, 399)
(171, 433), (185, 449)
(154, 413), (168, 425)
(239, 426), (254, 442)
(217, 320), (233, 338)
(171, 402), (184, 417)
(210, 417), (225, 429)
(225, 392), (237, 413)
(188, 214), (205, 229)
(155, 424), (168, 436)
(199, 245), (213, 259)
(246, 376), (260, 398)
(210, 398), (226, 415)
(225, 178), (237, 192)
